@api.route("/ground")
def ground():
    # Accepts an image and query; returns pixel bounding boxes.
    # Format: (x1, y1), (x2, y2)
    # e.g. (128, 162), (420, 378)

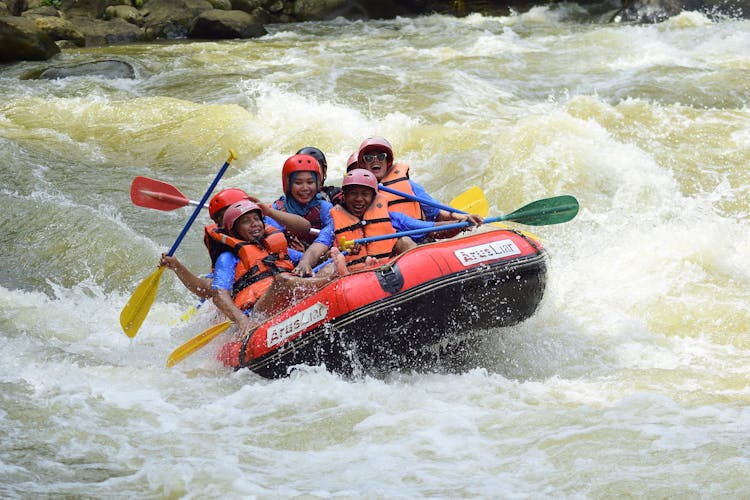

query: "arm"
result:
(293, 242), (330, 277)
(411, 180), (483, 225)
(159, 254), (212, 299)
(211, 252), (256, 338)
(260, 202), (312, 237)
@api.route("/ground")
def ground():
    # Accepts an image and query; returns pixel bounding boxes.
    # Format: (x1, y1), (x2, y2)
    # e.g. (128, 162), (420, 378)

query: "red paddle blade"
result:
(131, 176), (190, 211)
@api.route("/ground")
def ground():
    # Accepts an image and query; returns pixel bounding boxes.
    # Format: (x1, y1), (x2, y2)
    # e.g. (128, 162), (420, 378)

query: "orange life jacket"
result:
(380, 163), (424, 220)
(331, 193), (397, 269)
(208, 227), (295, 310)
(203, 223), (233, 267)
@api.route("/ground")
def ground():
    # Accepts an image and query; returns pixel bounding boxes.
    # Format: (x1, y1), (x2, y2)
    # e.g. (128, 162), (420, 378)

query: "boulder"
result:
(104, 4), (144, 26)
(188, 8), (266, 38)
(61, 14), (146, 44)
(0, 15), (60, 61)
(38, 58), (136, 78)
(33, 15), (86, 46)
(140, 0), (213, 39)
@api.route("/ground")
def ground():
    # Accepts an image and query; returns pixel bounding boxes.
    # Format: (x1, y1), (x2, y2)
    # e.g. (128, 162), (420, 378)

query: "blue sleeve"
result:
(212, 251), (239, 291)
(288, 248), (303, 264)
(410, 180), (441, 222)
(389, 211), (435, 232)
(312, 201), (335, 248)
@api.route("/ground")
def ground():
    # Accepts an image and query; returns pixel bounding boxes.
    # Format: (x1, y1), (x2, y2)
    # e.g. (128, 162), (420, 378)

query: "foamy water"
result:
(1, 8), (749, 497)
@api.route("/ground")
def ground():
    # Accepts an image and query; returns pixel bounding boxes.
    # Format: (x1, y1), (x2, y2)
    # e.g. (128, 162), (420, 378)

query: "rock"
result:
(33, 15), (86, 46)
(104, 4), (144, 26)
(62, 15), (147, 44)
(140, 0), (213, 39)
(188, 8), (266, 38)
(58, 0), (130, 19)
(229, 0), (262, 14)
(38, 58), (136, 78)
(0, 15), (60, 61)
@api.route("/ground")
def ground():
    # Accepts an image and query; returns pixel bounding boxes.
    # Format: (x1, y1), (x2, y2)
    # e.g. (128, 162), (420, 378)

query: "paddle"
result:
(119, 149), (237, 338)
(449, 186), (489, 217)
(380, 184), (474, 214)
(340, 195), (579, 249)
(131, 176), (206, 211)
(166, 320), (232, 368)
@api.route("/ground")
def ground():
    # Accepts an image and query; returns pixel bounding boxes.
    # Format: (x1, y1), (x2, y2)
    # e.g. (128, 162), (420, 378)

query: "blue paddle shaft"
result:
(378, 184), (466, 214)
(166, 151), (235, 257)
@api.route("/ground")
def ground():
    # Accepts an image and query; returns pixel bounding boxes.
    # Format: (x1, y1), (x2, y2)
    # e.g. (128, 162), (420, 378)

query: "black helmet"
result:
(296, 147), (327, 172)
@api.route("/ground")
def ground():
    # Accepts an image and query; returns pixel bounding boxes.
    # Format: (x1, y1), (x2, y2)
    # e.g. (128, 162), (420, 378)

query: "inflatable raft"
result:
(215, 227), (548, 378)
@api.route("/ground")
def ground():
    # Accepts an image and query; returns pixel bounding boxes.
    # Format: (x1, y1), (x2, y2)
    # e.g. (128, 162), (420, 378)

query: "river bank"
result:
(3, 0), (750, 63)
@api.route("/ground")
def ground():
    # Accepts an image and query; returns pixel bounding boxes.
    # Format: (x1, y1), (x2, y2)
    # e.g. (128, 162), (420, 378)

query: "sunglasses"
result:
(362, 152), (388, 163)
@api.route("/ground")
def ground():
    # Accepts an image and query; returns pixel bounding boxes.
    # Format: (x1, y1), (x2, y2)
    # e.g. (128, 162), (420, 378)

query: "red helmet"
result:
(357, 136), (393, 167)
(346, 152), (358, 172)
(342, 169), (378, 192)
(222, 200), (263, 235)
(282, 154), (322, 194)
(208, 188), (249, 221)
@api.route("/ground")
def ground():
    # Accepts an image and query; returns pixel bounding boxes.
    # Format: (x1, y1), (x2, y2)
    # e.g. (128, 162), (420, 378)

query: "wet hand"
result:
(293, 263), (313, 277)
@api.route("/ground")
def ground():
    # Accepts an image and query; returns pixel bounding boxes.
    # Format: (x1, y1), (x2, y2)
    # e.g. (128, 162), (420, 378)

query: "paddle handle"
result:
(166, 149), (236, 257)
(378, 184), (467, 214)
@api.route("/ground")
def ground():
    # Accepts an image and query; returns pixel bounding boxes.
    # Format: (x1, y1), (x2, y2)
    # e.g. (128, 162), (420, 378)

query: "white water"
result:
(1, 8), (750, 497)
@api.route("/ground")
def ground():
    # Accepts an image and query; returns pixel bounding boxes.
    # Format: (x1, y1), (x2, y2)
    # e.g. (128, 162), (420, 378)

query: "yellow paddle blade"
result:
(450, 186), (489, 217)
(166, 320), (232, 368)
(120, 266), (165, 338)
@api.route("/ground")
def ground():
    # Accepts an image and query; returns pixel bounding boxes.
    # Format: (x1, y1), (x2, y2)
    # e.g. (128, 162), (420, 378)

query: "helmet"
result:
(342, 168), (378, 192)
(295, 147), (327, 172)
(222, 200), (263, 235)
(346, 152), (358, 172)
(282, 154), (322, 194)
(357, 136), (393, 167)
(208, 188), (249, 221)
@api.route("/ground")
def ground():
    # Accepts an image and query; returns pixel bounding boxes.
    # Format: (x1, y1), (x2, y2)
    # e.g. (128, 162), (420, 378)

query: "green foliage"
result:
(42, 0), (63, 8)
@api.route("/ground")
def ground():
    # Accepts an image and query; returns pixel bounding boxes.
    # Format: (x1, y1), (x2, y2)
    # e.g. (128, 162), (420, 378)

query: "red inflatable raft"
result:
(217, 227), (547, 378)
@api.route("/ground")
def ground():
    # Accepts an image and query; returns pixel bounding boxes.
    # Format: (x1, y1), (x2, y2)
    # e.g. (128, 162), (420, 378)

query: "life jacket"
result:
(331, 193), (397, 269)
(380, 163), (424, 220)
(203, 223), (232, 267)
(209, 226), (295, 310)
(272, 198), (322, 252)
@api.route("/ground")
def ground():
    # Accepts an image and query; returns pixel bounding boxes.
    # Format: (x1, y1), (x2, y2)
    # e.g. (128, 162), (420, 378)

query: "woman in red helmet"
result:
(295, 146), (343, 205)
(356, 136), (483, 238)
(294, 169), (467, 275)
(272, 153), (338, 264)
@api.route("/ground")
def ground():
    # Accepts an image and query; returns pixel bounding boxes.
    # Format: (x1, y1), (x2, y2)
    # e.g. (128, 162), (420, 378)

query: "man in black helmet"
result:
(296, 146), (343, 205)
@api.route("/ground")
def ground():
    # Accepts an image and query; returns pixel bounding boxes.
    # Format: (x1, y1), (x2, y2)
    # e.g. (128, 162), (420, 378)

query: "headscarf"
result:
(282, 171), (322, 216)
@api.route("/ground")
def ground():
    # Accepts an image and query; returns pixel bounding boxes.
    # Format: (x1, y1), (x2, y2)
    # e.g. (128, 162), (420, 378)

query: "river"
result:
(1, 8), (749, 498)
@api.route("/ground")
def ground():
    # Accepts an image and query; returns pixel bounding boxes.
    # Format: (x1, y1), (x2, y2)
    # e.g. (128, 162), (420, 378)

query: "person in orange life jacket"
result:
(356, 136), (483, 239)
(159, 188), (311, 300)
(272, 154), (336, 260)
(296, 146), (343, 205)
(294, 169), (476, 275)
(211, 200), (304, 338)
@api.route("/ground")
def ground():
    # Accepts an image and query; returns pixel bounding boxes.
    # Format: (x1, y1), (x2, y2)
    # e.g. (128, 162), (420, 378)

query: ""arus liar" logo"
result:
(266, 302), (328, 347)
(454, 239), (521, 266)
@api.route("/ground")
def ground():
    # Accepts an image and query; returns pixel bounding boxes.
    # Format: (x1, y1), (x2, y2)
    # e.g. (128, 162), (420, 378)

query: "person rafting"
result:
(160, 187), (311, 300)
(293, 169), (478, 275)
(346, 152), (358, 172)
(356, 136), (483, 237)
(210, 199), (308, 338)
(271, 153), (336, 256)
(295, 146), (343, 205)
